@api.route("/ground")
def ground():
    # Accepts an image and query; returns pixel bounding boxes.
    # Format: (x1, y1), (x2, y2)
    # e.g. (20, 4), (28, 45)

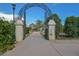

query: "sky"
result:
(0, 3), (79, 25)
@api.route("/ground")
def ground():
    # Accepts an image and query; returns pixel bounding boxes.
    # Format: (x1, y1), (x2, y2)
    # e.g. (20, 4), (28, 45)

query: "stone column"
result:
(48, 19), (56, 40)
(15, 19), (24, 42)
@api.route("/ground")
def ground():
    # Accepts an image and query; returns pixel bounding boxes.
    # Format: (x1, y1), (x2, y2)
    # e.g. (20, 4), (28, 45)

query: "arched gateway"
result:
(15, 3), (56, 42)
(18, 3), (52, 19)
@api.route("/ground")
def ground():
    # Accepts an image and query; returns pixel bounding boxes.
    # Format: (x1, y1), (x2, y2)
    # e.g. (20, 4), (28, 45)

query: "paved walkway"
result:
(3, 32), (79, 56)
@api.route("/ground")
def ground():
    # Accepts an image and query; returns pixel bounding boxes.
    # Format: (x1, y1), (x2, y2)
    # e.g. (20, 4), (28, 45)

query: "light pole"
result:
(11, 4), (16, 43)
(12, 4), (16, 22)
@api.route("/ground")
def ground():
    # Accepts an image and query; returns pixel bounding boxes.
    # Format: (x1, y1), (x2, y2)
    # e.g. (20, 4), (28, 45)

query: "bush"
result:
(25, 27), (31, 34)
(0, 20), (15, 53)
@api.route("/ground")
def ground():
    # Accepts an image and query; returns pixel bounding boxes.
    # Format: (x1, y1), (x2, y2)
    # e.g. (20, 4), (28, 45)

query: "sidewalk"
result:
(3, 32), (79, 56)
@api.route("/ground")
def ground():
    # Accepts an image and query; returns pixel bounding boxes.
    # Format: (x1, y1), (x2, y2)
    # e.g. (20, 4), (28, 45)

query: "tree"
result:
(45, 14), (62, 38)
(35, 20), (43, 31)
(64, 16), (78, 37)
(75, 17), (79, 37)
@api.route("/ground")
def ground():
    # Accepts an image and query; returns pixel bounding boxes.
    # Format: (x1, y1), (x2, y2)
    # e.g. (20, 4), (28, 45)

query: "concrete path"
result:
(3, 32), (79, 56)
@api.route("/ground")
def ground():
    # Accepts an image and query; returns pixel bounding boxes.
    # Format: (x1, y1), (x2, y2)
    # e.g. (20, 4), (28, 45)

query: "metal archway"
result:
(18, 3), (52, 19)
(18, 3), (53, 39)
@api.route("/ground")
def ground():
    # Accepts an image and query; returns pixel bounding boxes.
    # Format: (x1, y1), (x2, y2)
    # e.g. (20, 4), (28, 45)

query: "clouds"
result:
(0, 12), (17, 21)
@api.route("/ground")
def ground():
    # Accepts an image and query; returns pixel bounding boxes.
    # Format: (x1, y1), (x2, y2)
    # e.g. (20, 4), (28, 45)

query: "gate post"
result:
(48, 19), (56, 40)
(15, 19), (24, 42)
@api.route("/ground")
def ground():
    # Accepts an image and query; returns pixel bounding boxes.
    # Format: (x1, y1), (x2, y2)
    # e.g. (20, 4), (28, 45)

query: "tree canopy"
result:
(64, 16), (79, 37)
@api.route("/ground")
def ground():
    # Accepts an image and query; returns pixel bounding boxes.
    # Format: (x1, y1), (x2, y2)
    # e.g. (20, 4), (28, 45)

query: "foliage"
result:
(28, 20), (43, 31)
(45, 14), (62, 39)
(64, 16), (79, 37)
(25, 27), (31, 34)
(0, 19), (15, 53)
(34, 20), (43, 31)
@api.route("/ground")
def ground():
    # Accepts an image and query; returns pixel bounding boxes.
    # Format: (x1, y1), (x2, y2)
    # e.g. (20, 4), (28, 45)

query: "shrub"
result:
(0, 20), (15, 53)
(25, 27), (31, 34)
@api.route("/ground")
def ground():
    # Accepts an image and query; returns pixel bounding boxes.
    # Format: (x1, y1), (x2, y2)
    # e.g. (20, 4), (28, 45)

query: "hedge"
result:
(0, 20), (15, 53)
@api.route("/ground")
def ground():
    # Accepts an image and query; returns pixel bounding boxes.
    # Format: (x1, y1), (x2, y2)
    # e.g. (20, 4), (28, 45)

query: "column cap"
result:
(15, 19), (23, 25)
(48, 19), (56, 25)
